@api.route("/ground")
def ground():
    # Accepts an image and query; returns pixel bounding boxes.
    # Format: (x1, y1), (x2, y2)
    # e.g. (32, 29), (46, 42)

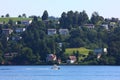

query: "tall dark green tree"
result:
(90, 12), (104, 25)
(1, 15), (4, 18)
(22, 13), (26, 18)
(18, 15), (22, 18)
(78, 10), (89, 26)
(91, 12), (99, 24)
(59, 12), (67, 28)
(15, 47), (35, 64)
(33, 16), (38, 22)
(66, 11), (74, 27)
(73, 11), (79, 26)
(6, 13), (10, 17)
(0, 25), (2, 34)
(8, 19), (13, 26)
(42, 10), (48, 20)
(0, 50), (3, 64)
(108, 27), (120, 64)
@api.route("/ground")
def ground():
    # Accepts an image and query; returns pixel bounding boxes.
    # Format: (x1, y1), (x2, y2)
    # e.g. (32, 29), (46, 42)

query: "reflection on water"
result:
(0, 66), (120, 80)
(26, 68), (50, 70)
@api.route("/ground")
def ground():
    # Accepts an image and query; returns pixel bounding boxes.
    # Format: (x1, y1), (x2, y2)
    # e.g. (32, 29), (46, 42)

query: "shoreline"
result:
(0, 64), (120, 66)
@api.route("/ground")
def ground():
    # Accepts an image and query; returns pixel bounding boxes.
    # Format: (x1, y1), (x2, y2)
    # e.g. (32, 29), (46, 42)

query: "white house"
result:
(4, 52), (18, 58)
(67, 56), (77, 64)
(0, 22), (4, 25)
(21, 20), (32, 25)
(47, 29), (56, 35)
(12, 36), (22, 41)
(2, 29), (13, 36)
(58, 43), (62, 47)
(101, 24), (109, 30)
(109, 22), (116, 28)
(15, 28), (26, 33)
(84, 24), (95, 29)
(94, 48), (107, 54)
(46, 54), (57, 62)
(59, 29), (69, 35)
(94, 48), (107, 59)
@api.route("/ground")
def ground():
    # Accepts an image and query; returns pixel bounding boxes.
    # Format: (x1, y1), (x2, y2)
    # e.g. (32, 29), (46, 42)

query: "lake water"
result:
(0, 66), (120, 80)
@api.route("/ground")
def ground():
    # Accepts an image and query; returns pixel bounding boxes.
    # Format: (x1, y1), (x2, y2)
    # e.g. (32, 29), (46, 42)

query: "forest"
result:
(0, 10), (120, 65)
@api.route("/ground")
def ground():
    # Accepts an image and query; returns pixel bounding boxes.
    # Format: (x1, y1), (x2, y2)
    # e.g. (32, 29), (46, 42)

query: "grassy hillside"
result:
(0, 17), (32, 23)
(65, 47), (92, 55)
(65, 47), (93, 60)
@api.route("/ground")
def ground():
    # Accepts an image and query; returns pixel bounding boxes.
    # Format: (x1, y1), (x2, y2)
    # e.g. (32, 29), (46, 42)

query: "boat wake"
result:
(26, 68), (50, 70)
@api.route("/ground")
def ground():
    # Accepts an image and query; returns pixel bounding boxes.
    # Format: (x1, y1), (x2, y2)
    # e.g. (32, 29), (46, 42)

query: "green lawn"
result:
(65, 47), (92, 55)
(65, 47), (92, 60)
(0, 17), (32, 23)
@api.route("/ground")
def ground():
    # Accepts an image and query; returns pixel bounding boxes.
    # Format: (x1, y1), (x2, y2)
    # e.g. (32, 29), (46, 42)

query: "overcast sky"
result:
(0, 0), (120, 18)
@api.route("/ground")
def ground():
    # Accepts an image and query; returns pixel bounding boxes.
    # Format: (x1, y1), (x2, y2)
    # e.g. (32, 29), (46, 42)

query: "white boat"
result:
(51, 64), (60, 70)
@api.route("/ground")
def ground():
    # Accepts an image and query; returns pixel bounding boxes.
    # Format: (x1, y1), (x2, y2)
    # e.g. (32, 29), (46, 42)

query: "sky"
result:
(0, 0), (120, 18)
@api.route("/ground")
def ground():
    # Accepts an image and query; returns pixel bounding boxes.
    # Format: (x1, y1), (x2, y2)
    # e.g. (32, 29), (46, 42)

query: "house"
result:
(84, 24), (95, 29)
(109, 22), (116, 28)
(47, 29), (56, 35)
(2, 29), (13, 36)
(46, 54), (57, 62)
(15, 28), (26, 33)
(21, 20), (32, 25)
(56, 21), (60, 24)
(94, 48), (107, 54)
(43, 20), (50, 24)
(67, 56), (77, 64)
(4, 52), (18, 58)
(4, 53), (12, 58)
(7, 37), (9, 41)
(94, 48), (107, 59)
(59, 29), (69, 35)
(101, 24), (109, 30)
(57, 58), (61, 64)
(12, 36), (22, 41)
(58, 43), (62, 47)
(0, 22), (3, 25)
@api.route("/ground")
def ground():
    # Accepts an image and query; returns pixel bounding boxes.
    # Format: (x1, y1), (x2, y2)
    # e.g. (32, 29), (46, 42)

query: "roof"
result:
(69, 56), (76, 60)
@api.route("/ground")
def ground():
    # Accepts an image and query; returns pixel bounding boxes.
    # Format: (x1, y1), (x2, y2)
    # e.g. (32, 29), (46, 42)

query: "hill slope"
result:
(0, 17), (32, 23)
(65, 47), (92, 55)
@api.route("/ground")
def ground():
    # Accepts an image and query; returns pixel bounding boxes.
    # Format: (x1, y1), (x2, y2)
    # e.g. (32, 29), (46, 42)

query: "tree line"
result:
(0, 10), (120, 65)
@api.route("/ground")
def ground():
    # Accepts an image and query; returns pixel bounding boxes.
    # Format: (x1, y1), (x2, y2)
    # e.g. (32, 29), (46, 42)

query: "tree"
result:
(22, 13), (26, 18)
(42, 10), (48, 20)
(78, 10), (89, 26)
(8, 19), (13, 26)
(33, 16), (38, 22)
(18, 47), (35, 64)
(69, 28), (86, 47)
(73, 11), (79, 26)
(59, 12), (67, 28)
(108, 27), (120, 64)
(0, 50), (3, 64)
(18, 15), (22, 18)
(74, 50), (79, 62)
(90, 12), (99, 24)
(0, 26), (2, 34)
(90, 12), (104, 25)
(1, 15), (4, 18)
(66, 10), (74, 27)
(6, 13), (10, 17)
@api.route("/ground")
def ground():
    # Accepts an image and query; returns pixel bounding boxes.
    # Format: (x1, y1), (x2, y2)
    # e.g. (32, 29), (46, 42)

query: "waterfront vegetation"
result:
(0, 10), (120, 65)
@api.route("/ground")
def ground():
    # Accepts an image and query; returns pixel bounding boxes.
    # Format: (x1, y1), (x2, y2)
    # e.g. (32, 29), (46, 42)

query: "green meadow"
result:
(65, 47), (93, 60)
(65, 47), (92, 55)
(0, 17), (32, 23)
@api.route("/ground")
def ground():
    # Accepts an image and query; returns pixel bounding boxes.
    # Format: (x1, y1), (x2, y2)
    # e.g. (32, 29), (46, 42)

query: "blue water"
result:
(0, 66), (120, 80)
